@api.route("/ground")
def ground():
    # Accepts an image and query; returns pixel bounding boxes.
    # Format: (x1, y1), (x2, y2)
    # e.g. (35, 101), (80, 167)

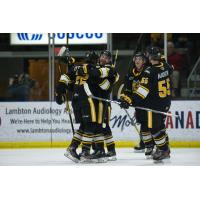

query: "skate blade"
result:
(90, 157), (108, 163)
(153, 157), (171, 164)
(79, 158), (93, 164)
(97, 157), (108, 163)
(134, 149), (145, 153)
(107, 156), (117, 161)
(64, 152), (79, 163)
(146, 155), (153, 159)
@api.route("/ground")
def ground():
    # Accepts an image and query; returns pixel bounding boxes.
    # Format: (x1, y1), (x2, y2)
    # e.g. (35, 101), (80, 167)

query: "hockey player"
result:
(79, 50), (119, 162)
(119, 48), (173, 161)
(56, 49), (117, 163)
(145, 46), (172, 150)
(56, 49), (104, 163)
(92, 50), (119, 161)
(123, 52), (149, 153)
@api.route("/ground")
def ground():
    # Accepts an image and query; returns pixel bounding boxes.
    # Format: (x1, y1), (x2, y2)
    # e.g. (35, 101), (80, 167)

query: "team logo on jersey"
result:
(140, 77), (148, 84)
(132, 81), (140, 90)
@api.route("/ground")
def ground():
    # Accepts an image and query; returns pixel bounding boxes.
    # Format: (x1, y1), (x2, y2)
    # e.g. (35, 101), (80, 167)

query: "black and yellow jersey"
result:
(123, 65), (146, 97)
(87, 64), (119, 99)
(58, 62), (119, 101)
(126, 61), (173, 111)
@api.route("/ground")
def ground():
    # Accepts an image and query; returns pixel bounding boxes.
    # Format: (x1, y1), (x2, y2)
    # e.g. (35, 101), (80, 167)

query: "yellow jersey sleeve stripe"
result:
(99, 79), (110, 90)
(99, 67), (109, 78)
(136, 86), (149, 98)
(134, 91), (145, 99)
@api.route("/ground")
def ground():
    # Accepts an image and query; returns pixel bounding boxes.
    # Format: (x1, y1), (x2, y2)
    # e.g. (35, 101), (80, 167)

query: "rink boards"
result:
(0, 101), (200, 148)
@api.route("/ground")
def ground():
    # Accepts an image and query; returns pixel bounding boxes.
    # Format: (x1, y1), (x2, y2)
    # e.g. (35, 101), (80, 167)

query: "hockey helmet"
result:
(85, 51), (99, 64)
(100, 50), (112, 59)
(134, 52), (146, 60)
(148, 46), (162, 60)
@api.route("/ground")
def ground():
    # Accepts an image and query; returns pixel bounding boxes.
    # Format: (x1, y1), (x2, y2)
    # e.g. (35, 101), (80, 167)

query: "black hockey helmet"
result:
(100, 50), (112, 58)
(134, 52), (146, 60)
(85, 51), (99, 64)
(147, 46), (162, 60)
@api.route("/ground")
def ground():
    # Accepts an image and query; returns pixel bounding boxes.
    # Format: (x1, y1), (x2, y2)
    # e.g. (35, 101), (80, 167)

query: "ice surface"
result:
(0, 148), (199, 166)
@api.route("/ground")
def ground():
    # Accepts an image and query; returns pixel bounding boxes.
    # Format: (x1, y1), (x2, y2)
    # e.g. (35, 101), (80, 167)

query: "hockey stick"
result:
(65, 33), (75, 135)
(83, 82), (140, 133)
(123, 109), (140, 134)
(113, 49), (118, 68)
(86, 93), (178, 118)
(57, 43), (75, 135)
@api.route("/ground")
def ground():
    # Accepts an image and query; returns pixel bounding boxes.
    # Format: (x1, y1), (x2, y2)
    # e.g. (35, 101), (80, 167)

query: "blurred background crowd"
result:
(0, 33), (200, 101)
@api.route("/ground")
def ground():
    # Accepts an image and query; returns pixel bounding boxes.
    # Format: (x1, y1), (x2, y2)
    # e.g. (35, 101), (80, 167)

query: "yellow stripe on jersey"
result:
(99, 68), (109, 78)
(81, 133), (94, 138)
(114, 73), (120, 84)
(148, 111), (152, 128)
(88, 97), (96, 122)
(154, 134), (166, 141)
(59, 80), (67, 85)
(136, 85), (149, 99)
(98, 101), (103, 124)
(155, 62), (164, 68)
(134, 91), (145, 99)
(83, 64), (88, 74)
(99, 79), (110, 90)
(108, 106), (111, 124)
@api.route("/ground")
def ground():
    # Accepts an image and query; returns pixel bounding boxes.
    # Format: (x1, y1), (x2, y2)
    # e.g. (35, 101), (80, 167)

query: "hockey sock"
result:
(105, 135), (116, 152)
(152, 129), (169, 151)
(81, 131), (93, 152)
(139, 137), (145, 148)
(69, 130), (83, 149)
(92, 142), (97, 151)
(141, 131), (154, 147)
(82, 143), (91, 152)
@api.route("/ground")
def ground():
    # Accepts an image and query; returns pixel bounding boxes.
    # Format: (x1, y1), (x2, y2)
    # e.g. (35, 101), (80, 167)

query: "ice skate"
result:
(105, 151), (117, 161)
(145, 146), (154, 159)
(88, 150), (108, 163)
(64, 147), (80, 163)
(134, 145), (145, 153)
(153, 148), (170, 163)
(79, 150), (91, 163)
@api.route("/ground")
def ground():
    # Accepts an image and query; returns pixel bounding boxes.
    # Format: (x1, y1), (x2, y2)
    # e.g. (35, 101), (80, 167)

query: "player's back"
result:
(145, 62), (172, 111)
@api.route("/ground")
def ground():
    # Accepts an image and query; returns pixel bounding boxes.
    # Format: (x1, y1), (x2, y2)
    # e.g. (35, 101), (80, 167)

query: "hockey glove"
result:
(55, 93), (66, 105)
(118, 99), (130, 109)
(108, 67), (117, 77)
(75, 65), (88, 76)
(55, 81), (67, 105)
(119, 93), (132, 109)
(56, 81), (67, 96)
